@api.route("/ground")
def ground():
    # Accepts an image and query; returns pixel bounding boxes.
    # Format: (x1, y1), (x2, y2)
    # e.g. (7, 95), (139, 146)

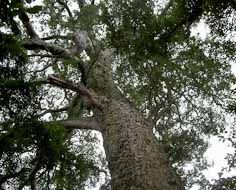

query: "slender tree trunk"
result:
(89, 49), (184, 190)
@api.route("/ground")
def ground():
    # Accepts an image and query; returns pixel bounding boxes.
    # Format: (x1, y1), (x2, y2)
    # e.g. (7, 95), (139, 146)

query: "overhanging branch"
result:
(22, 39), (71, 57)
(38, 106), (69, 117)
(159, 0), (174, 16)
(56, 0), (73, 17)
(60, 117), (100, 131)
(41, 35), (70, 41)
(47, 75), (101, 109)
(156, 0), (203, 40)
(19, 11), (39, 39)
(18, 7), (72, 58)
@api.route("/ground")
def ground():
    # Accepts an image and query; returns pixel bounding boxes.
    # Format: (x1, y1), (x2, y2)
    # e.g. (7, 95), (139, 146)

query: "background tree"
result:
(0, 0), (235, 189)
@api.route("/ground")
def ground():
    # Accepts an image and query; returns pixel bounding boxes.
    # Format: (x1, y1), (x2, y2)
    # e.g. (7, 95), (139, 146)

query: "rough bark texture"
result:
(89, 49), (184, 190)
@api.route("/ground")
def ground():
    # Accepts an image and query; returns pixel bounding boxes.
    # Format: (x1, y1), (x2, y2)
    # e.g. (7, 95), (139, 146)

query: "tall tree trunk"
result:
(89, 49), (184, 190)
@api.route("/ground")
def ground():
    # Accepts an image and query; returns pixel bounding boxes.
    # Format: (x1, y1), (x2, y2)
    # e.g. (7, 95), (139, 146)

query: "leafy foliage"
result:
(0, 0), (236, 189)
(102, 0), (236, 188)
(0, 2), (100, 189)
(210, 176), (236, 190)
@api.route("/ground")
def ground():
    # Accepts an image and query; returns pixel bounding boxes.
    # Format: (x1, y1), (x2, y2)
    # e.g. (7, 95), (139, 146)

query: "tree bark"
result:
(89, 49), (185, 190)
(18, 12), (184, 189)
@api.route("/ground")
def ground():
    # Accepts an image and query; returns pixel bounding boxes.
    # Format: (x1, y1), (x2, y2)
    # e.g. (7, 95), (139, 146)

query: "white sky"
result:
(188, 20), (236, 190)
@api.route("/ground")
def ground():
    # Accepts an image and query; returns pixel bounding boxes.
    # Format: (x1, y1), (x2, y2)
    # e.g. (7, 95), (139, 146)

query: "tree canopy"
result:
(0, 0), (236, 189)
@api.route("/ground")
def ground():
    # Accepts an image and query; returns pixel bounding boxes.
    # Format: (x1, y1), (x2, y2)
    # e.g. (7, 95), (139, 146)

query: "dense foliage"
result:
(0, 1), (101, 189)
(0, 0), (235, 189)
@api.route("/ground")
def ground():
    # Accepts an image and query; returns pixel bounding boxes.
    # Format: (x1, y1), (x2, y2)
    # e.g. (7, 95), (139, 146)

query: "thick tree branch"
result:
(27, 59), (59, 75)
(59, 117), (100, 131)
(159, 0), (174, 16)
(19, 12), (39, 39)
(19, 154), (43, 190)
(156, 0), (203, 40)
(41, 35), (70, 41)
(38, 106), (69, 117)
(22, 38), (71, 57)
(0, 79), (46, 89)
(57, 0), (73, 17)
(47, 75), (101, 109)
(27, 54), (54, 58)
(18, 8), (72, 58)
(28, 159), (42, 190)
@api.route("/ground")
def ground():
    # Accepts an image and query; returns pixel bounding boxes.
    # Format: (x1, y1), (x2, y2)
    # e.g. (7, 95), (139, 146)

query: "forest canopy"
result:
(0, 0), (236, 190)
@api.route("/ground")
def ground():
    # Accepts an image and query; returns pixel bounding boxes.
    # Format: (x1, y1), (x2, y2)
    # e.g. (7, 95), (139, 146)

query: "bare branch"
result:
(26, 64), (53, 74)
(0, 79), (46, 89)
(28, 160), (41, 190)
(19, 154), (43, 190)
(38, 106), (69, 117)
(22, 38), (71, 57)
(19, 12), (39, 38)
(57, 0), (73, 17)
(18, 10), (70, 57)
(60, 117), (100, 131)
(47, 75), (101, 109)
(41, 35), (70, 41)
(156, 0), (203, 41)
(27, 54), (54, 58)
